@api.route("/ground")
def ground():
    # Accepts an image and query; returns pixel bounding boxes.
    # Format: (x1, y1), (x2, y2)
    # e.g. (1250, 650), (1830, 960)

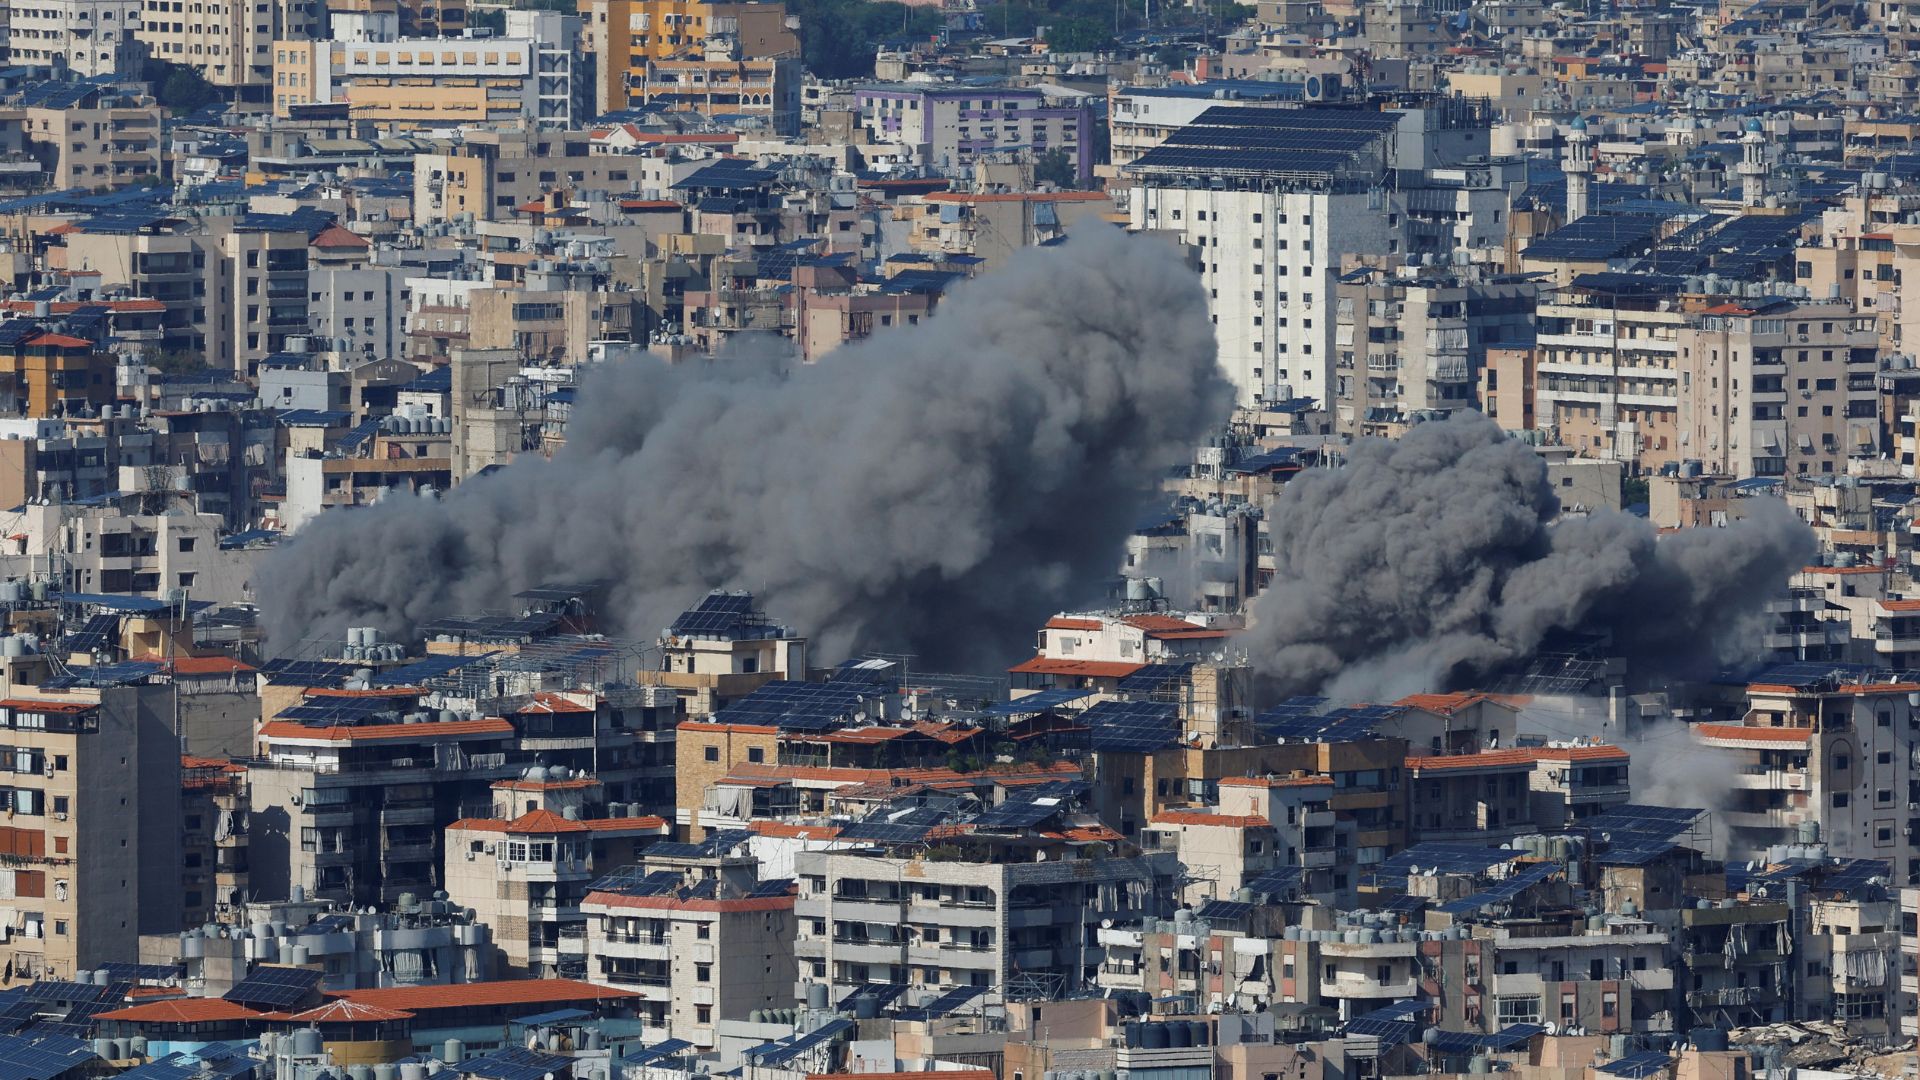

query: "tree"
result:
(784, 0), (941, 79)
(1044, 15), (1112, 52)
(469, 6), (506, 30)
(150, 349), (211, 375)
(1034, 148), (1077, 189)
(146, 60), (218, 115)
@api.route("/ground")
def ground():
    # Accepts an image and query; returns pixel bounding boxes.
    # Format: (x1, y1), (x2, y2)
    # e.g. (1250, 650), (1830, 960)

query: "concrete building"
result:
(12, 82), (162, 189)
(136, 0), (317, 101)
(582, 862), (797, 1046)
(855, 85), (1095, 184)
(1677, 299), (1880, 478)
(792, 849), (1178, 1004)
(580, 0), (796, 118)
(1532, 274), (1689, 472)
(4, 0), (144, 75)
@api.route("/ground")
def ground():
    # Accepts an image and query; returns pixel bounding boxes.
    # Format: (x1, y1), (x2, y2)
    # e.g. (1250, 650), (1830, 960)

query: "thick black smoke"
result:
(258, 225), (1233, 667)
(1244, 413), (1816, 700)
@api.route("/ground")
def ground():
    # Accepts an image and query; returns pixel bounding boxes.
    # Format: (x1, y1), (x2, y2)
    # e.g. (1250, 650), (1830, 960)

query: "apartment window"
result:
(696, 964), (711, 982)
(1833, 792), (1850, 808)
(697, 923), (711, 940)
(703, 746), (719, 762)
(696, 1005), (712, 1024)
(178, 537), (196, 553)
(747, 747), (764, 763)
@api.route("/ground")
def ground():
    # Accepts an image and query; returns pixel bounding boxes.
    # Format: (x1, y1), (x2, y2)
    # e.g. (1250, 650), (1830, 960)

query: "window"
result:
(696, 1005), (711, 1024)
(697, 923), (711, 939)
(747, 747), (764, 763)
(703, 746), (719, 762)
(696, 963), (711, 982)
(1832, 792), (1850, 808)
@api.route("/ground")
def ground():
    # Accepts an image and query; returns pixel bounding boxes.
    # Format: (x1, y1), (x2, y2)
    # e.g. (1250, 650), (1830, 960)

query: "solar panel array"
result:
(971, 798), (1063, 830)
(418, 611), (564, 641)
(1195, 899), (1253, 921)
(586, 866), (682, 896)
(259, 659), (356, 687)
(1578, 804), (1705, 844)
(895, 984), (987, 1021)
(0, 1033), (97, 1080)
(1595, 1052), (1671, 1078)
(1258, 704), (1399, 743)
(1372, 843), (1521, 884)
(1117, 663), (1193, 695)
(714, 680), (874, 732)
(642, 829), (750, 861)
(746, 878), (795, 898)
(1244, 865), (1304, 898)
(669, 592), (772, 638)
(455, 1047), (573, 1080)
(1521, 214), (1663, 262)
(748, 1017), (852, 1067)
(984, 688), (1094, 715)
(223, 965), (323, 1010)
(839, 983), (907, 1011)
(61, 614), (117, 655)
(1344, 1000), (1429, 1048)
(373, 653), (496, 687)
(1436, 862), (1560, 916)
(40, 661), (163, 690)
(623, 1040), (693, 1068)
(97, 963), (177, 983)
(279, 695), (408, 726)
(1084, 700), (1179, 752)
(1427, 1024), (1544, 1055)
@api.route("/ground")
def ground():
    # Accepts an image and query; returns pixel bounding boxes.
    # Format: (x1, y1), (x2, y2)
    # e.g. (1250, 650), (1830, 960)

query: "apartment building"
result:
(444, 771), (668, 978)
(54, 227), (210, 355)
(180, 755), (248, 927)
(137, 0), (317, 100)
(412, 130), (638, 224)
(856, 84), (1095, 184)
(0, 328), (115, 418)
(13, 82), (162, 189)
(0, 678), (182, 984)
(1533, 274), (1689, 472)
(1332, 265), (1539, 436)
(1677, 300), (1880, 478)
(219, 224), (312, 377)
(629, 53), (800, 135)
(271, 11), (587, 128)
(1695, 666), (1919, 885)
(580, 0), (797, 117)
(582, 865), (797, 1047)
(792, 848), (1178, 1004)
(4, 0), (145, 75)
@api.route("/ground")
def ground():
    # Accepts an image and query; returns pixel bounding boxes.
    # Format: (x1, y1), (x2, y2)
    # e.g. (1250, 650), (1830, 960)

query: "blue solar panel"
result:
(1118, 663), (1193, 694)
(713, 680), (876, 731)
(455, 1048), (573, 1080)
(223, 966), (323, 1010)
(1196, 899), (1252, 921)
(1596, 1052), (1670, 1078)
(895, 985), (987, 1021)
(1245, 866), (1303, 898)
(1373, 843), (1520, 882)
(971, 798), (1063, 830)
(1345, 1000), (1429, 1047)
(1085, 700), (1179, 752)
(373, 653), (496, 686)
(0, 1032), (98, 1080)
(1437, 863), (1559, 915)
(984, 688), (1094, 715)
(1259, 703), (1397, 743)
(623, 1040), (693, 1067)
(749, 1018), (853, 1066)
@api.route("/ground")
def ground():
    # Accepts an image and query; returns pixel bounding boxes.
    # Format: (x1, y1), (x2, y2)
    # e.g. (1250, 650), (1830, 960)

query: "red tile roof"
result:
(285, 999), (414, 1023)
(1044, 617), (1103, 631)
(163, 655), (257, 676)
(1008, 657), (1144, 679)
(259, 717), (514, 743)
(518, 692), (595, 715)
(1150, 810), (1270, 828)
(311, 225), (371, 250)
(1396, 692), (1512, 715)
(96, 998), (263, 1024)
(0, 699), (94, 713)
(1695, 724), (1813, 746)
(332, 980), (640, 1012)
(24, 333), (93, 349)
(1406, 749), (1539, 772)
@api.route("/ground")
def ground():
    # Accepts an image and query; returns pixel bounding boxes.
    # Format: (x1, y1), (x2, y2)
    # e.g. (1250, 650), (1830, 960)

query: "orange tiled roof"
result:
(1150, 810), (1270, 828)
(1008, 657), (1144, 679)
(311, 225), (371, 250)
(1406, 749), (1540, 772)
(1045, 617), (1103, 631)
(285, 999), (414, 1023)
(750, 821), (842, 839)
(1695, 723), (1813, 746)
(24, 333), (93, 349)
(259, 717), (513, 743)
(333, 980), (640, 1012)
(518, 692), (595, 715)
(96, 998), (263, 1024)
(163, 655), (257, 676)
(0, 699), (93, 713)
(1395, 691), (1510, 715)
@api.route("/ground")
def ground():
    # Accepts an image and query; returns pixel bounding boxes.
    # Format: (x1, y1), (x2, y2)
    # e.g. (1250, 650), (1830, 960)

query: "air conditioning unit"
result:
(42, 764), (52, 778)
(465, 850), (476, 861)
(53, 813), (66, 822)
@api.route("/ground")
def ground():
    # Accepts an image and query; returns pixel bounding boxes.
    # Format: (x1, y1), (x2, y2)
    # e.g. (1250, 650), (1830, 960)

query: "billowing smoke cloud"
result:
(258, 225), (1233, 667)
(1244, 413), (1816, 699)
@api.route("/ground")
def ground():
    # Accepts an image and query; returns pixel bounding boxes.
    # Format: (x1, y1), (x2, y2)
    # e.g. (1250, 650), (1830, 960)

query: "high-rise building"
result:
(4, 0), (145, 75)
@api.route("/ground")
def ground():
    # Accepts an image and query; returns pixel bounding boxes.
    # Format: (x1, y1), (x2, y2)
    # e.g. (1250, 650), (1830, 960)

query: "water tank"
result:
(1612, 1034), (1630, 1059)
(181, 932), (205, 958)
(92, 1040), (112, 1060)
(401, 1066), (427, 1080)
(289, 944), (311, 965)
(1124, 1023), (1144, 1048)
(854, 997), (878, 1020)
(443, 1041), (464, 1063)
(1143, 1023), (1169, 1050)
(1174, 909), (1194, 929)
(1469, 1055), (1490, 1075)
(1798, 821), (1820, 844)
(293, 1030), (324, 1057)
(375, 1065), (398, 1080)
(1168, 1022), (1192, 1049)
(1, 638), (22, 659)
(129, 1037), (147, 1058)
(1693, 1028), (1728, 1052)
(583, 1030), (603, 1052)
(1189, 1021), (1210, 1047)
(351, 1066), (374, 1080)
(807, 983), (829, 1010)
(1282, 926), (1300, 941)
(1345, 929), (1364, 944)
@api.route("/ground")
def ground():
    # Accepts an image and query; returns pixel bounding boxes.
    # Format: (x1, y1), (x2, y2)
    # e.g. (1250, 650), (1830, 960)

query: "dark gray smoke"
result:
(1244, 413), (1816, 700)
(258, 225), (1232, 667)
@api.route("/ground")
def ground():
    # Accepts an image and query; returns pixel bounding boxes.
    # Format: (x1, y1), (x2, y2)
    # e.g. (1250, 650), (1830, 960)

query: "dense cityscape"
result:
(0, 0), (1915, 1079)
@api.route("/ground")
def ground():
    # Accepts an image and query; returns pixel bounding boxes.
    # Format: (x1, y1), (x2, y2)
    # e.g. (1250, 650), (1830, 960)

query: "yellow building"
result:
(579, 0), (795, 115)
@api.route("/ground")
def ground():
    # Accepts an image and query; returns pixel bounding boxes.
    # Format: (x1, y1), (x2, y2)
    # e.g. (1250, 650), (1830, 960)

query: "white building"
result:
(309, 266), (408, 364)
(6, 0), (144, 75)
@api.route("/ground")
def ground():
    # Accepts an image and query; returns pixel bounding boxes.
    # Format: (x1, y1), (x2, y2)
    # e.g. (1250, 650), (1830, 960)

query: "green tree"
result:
(469, 6), (506, 30)
(1035, 148), (1077, 188)
(1044, 15), (1111, 51)
(146, 60), (218, 115)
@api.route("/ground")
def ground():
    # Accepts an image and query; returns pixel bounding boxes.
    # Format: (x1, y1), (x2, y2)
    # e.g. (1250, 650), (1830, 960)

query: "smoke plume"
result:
(1244, 413), (1816, 699)
(258, 225), (1233, 667)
